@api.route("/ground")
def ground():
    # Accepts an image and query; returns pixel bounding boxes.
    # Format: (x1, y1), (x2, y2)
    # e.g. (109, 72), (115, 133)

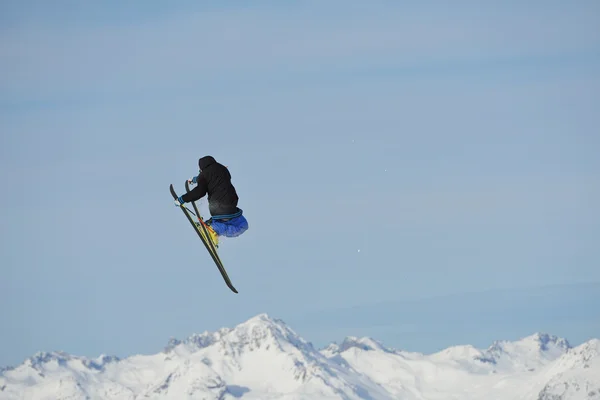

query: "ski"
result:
(184, 180), (222, 261)
(170, 183), (238, 293)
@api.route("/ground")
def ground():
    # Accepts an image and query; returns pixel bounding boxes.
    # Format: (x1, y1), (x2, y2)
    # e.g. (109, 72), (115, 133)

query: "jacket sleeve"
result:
(181, 174), (208, 202)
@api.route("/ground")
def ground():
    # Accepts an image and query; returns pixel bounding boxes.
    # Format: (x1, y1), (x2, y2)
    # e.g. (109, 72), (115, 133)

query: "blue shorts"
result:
(211, 214), (249, 237)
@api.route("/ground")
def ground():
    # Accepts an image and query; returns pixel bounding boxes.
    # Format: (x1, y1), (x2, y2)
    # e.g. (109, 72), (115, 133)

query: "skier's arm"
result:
(181, 174), (208, 202)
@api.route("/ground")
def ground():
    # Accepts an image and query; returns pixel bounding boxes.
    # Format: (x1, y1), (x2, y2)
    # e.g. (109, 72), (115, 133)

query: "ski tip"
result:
(169, 184), (178, 199)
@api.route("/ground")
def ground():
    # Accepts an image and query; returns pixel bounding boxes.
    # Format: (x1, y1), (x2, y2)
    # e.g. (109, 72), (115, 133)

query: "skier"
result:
(174, 155), (248, 246)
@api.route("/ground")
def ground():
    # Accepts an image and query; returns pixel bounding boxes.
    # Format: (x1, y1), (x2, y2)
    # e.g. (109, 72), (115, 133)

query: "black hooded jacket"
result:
(181, 156), (240, 216)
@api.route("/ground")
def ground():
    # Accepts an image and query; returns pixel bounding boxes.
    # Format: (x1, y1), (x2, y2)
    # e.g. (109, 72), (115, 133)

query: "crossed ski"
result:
(170, 182), (238, 293)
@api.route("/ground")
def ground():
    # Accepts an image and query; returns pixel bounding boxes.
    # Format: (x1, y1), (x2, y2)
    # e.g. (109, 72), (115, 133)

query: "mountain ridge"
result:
(1, 313), (598, 400)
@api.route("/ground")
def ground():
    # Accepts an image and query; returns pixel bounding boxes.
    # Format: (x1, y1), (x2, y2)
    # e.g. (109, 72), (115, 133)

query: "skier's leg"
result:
(211, 215), (248, 238)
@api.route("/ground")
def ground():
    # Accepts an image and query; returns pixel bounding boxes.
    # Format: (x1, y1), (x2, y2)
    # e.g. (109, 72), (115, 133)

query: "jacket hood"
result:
(198, 156), (216, 170)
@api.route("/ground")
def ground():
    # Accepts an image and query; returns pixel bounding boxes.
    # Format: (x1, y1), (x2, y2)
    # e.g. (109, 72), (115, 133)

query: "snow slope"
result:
(1, 314), (598, 400)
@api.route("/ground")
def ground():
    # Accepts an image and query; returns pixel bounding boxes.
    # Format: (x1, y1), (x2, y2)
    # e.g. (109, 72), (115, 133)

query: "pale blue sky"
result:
(1, 1), (599, 367)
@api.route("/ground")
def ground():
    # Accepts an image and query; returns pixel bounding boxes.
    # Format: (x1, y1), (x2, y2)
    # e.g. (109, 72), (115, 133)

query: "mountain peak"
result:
(164, 314), (314, 356)
(246, 312), (275, 323)
(235, 313), (288, 332)
(525, 333), (571, 351)
(26, 351), (71, 369)
(324, 336), (390, 355)
(553, 338), (600, 370)
(431, 344), (483, 361)
(22, 351), (120, 373)
(341, 336), (386, 352)
(490, 333), (571, 354)
(225, 314), (312, 353)
(475, 332), (570, 368)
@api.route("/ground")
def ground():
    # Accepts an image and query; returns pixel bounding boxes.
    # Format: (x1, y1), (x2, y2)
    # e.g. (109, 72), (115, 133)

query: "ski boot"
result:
(206, 224), (219, 248)
(194, 220), (219, 248)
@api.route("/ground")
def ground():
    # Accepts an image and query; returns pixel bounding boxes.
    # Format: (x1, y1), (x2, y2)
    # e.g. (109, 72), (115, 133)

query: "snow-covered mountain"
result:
(1, 313), (598, 400)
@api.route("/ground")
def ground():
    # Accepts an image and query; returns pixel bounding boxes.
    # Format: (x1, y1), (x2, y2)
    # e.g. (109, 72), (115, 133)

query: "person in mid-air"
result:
(174, 155), (248, 246)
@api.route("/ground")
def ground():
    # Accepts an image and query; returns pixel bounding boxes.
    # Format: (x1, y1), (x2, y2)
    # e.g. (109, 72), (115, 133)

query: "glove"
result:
(174, 196), (184, 206)
(187, 174), (199, 185)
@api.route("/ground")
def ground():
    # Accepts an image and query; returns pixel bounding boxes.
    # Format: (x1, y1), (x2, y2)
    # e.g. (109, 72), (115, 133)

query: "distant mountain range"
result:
(1, 313), (598, 399)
